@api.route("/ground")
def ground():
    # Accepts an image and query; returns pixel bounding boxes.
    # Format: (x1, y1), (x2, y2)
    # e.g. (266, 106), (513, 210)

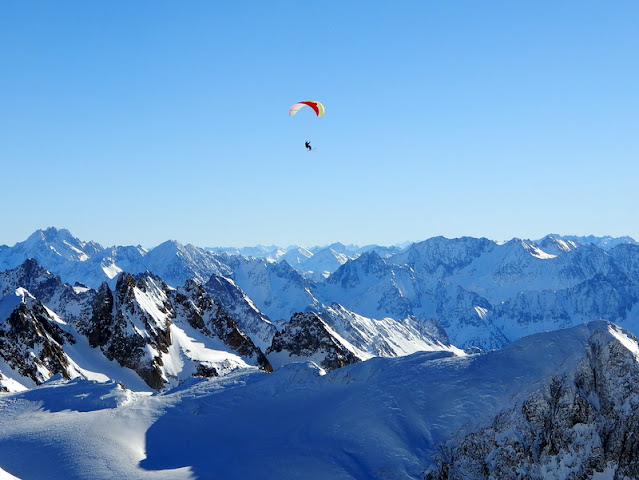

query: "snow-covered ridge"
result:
(0, 321), (636, 479)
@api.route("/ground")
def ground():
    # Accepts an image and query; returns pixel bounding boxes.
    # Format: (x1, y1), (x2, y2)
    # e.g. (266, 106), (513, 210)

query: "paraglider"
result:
(290, 101), (324, 151)
(289, 101), (325, 117)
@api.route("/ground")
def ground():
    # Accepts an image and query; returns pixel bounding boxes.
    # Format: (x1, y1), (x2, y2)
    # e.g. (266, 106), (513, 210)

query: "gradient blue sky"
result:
(1, 1), (638, 248)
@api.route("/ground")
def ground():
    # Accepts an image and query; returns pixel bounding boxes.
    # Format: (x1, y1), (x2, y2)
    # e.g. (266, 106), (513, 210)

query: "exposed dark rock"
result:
(194, 364), (219, 378)
(175, 279), (273, 373)
(0, 300), (74, 385)
(266, 311), (360, 371)
(86, 282), (114, 348)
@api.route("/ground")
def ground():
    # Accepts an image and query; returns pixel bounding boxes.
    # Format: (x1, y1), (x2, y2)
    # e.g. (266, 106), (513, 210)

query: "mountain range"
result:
(1, 227), (639, 479)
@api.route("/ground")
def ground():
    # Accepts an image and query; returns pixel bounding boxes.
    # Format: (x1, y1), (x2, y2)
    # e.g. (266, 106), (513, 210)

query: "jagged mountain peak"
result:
(492, 237), (555, 261)
(142, 240), (230, 287)
(13, 257), (49, 278)
(326, 241), (347, 252)
(0, 259), (83, 313)
(202, 273), (277, 351)
(148, 239), (222, 263)
(34, 227), (102, 256)
(32, 226), (74, 242)
(0, 291), (80, 389)
(300, 247), (350, 280)
(519, 239), (557, 259)
(266, 311), (361, 371)
(85, 270), (271, 390)
(347, 249), (384, 268)
(5, 227), (102, 267)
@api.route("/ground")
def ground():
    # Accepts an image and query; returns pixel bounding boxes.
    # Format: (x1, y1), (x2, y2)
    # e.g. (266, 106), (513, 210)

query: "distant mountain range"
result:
(2, 228), (639, 355)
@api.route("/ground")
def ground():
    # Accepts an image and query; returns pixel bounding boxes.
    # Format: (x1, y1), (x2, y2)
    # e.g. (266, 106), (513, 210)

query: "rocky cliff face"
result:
(266, 311), (361, 371)
(425, 323), (639, 479)
(0, 294), (76, 388)
(174, 279), (273, 373)
(203, 273), (278, 351)
(84, 273), (171, 390)
(82, 272), (275, 389)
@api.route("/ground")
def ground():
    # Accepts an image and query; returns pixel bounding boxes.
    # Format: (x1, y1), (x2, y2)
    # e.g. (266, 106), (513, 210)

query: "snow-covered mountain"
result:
(208, 241), (411, 279)
(222, 254), (322, 323)
(299, 246), (350, 281)
(0, 227), (102, 273)
(0, 260), (151, 391)
(0, 260), (272, 391)
(277, 246), (314, 266)
(0, 321), (637, 479)
(86, 272), (272, 390)
(0, 228), (232, 290)
(312, 235), (639, 350)
(206, 244), (285, 260)
(5, 228), (639, 353)
(202, 273), (278, 351)
(425, 322), (639, 479)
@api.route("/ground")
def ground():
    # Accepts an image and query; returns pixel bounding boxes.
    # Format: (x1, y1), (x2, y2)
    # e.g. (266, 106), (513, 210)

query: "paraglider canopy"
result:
(289, 101), (325, 117)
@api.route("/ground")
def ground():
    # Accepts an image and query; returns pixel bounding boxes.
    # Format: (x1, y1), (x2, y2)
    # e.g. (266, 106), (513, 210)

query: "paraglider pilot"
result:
(305, 141), (312, 151)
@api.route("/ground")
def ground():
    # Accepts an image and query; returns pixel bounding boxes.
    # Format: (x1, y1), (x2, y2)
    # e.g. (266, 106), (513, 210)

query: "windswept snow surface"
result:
(0, 378), (192, 480)
(0, 321), (616, 480)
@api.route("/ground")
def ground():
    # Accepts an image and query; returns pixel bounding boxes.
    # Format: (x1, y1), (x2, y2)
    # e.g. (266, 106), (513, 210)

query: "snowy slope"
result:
(0, 321), (634, 479)
(319, 303), (463, 358)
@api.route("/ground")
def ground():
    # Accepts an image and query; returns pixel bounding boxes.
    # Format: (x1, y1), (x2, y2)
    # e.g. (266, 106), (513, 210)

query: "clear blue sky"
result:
(1, 1), (638, 248)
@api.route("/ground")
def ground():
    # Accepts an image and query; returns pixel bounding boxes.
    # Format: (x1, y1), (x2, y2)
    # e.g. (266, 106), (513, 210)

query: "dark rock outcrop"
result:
(175, 279), (273, 373)
(0, 299), (75, 385)
(266, 311), (360, 371)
